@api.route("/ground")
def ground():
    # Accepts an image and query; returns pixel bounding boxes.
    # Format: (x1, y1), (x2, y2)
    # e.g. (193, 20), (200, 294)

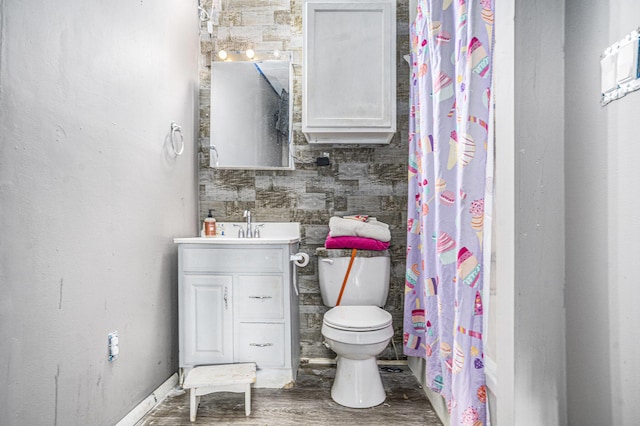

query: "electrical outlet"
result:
(316, 151), (331, 166)
(616, 36), (639, 84)
(602, 29), (640, 106)
(601, 53), (617, 94)
(108, 331), (119, 362)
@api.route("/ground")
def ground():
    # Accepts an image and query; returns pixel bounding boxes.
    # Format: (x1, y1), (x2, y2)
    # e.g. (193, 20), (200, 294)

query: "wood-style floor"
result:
(138, 363), (443, 425)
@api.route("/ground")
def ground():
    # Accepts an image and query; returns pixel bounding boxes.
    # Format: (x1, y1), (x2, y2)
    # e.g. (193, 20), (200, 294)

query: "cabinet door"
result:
(181, 274), (233, 366)
(303, 0), (396, 144)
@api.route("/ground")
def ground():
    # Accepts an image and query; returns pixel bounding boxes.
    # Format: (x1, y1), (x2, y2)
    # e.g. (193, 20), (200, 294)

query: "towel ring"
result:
(171, 122), (184, 156)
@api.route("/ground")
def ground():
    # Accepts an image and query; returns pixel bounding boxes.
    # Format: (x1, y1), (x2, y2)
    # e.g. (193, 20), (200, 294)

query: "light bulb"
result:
(218, 50), (228, 60)
(245, 49), (255, 59)
(273, 49), (281, 58)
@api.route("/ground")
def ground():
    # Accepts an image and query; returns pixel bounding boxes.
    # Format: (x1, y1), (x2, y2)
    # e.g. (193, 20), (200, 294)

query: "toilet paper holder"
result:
(290, 252), (309, 267)
(289, 252), (309, 296)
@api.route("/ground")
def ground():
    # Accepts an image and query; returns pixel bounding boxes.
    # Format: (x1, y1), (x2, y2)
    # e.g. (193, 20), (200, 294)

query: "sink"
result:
(173, 222), (300, 245)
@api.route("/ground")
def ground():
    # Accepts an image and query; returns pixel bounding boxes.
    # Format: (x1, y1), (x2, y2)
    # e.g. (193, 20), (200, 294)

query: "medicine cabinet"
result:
(303, 0), (396, 144)
(210, 59), (294, 170)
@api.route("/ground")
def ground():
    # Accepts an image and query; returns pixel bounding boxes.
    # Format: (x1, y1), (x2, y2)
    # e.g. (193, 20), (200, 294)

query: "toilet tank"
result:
(316, 248), (390, 307)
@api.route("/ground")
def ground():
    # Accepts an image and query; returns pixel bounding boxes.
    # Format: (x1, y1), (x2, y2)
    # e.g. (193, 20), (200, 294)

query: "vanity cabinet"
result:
(177, 243), (300, 388)
(303, 0), (396, 144)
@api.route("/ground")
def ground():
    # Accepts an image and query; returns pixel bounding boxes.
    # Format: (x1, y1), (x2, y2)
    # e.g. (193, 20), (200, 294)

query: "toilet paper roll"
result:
(290, 252), (310, 267)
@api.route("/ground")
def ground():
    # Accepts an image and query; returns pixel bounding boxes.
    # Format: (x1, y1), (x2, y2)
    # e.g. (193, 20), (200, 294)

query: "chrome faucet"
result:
(243, 210), (253, 238)
(254, 223), (264, 238)
(232, 224), (245, 238)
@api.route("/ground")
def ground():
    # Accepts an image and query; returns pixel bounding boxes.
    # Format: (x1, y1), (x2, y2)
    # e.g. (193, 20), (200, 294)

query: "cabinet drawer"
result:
(182, 247), (284, 273)
(234, 323), (285, 367)
(236, 275), (284, 320)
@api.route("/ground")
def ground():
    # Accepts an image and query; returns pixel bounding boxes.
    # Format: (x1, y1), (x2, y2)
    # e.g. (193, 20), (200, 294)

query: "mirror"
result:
(210, 60), (294, 170)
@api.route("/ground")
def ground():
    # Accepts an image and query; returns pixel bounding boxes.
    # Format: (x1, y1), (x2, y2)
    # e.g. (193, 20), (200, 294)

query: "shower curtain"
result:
(403, 0), (494, 424)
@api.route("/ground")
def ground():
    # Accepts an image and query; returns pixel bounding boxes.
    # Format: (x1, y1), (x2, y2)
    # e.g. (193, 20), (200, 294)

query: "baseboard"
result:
(116, 373), (179, 426)
(484, 355), (497, 394)
(301, 357), (409, 366)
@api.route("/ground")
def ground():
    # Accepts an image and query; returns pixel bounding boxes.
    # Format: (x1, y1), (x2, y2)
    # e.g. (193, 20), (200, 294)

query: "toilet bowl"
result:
(321, 305), (394, 408)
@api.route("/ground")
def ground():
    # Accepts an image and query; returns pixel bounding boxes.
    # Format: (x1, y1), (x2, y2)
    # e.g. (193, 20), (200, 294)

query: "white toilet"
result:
(317, 249), (394, 408)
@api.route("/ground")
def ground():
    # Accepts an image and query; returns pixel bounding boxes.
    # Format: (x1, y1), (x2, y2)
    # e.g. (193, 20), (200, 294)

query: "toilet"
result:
(317, 248), (394, 408)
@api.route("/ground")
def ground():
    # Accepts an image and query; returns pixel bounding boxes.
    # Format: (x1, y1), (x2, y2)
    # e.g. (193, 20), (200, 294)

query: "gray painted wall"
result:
(566, 1), (640, 425)
(605, 1), (640, 421)
(0, 1), (199, 424)
(513, 0), (567, 424)
(565, 1), (611, 424)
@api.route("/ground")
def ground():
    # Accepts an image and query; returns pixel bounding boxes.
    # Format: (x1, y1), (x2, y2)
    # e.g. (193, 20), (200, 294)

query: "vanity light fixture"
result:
(213, 50), (292, 63)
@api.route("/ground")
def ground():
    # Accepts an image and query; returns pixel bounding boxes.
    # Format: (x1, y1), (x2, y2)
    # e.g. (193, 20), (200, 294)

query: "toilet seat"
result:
(323, 306), (392, 331)
(322, 316), (394, 345)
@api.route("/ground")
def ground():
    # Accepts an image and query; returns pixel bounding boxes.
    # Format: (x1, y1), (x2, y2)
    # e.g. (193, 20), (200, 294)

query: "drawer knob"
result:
(249, 343), (274, 347)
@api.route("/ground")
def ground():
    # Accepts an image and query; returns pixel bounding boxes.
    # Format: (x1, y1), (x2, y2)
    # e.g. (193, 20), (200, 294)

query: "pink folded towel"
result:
(325, 235), (390, 251)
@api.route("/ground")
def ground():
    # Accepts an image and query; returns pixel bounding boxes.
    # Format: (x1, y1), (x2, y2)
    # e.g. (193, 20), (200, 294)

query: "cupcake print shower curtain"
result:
(404, 0), (494, 424)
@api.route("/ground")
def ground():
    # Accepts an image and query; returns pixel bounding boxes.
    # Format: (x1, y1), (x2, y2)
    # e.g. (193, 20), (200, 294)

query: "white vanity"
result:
(174, 223), (301, 388)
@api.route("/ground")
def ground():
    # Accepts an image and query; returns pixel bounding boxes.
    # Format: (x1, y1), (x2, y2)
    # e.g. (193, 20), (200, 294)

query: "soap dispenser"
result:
(204, 210), (217, 237)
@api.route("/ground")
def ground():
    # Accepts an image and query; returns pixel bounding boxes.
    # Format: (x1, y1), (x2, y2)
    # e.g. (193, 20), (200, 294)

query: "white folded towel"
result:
(328, 216), (391, 242)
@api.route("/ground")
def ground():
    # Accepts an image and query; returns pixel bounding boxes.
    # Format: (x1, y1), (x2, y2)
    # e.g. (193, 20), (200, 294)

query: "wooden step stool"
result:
(182, 363), (257, 422)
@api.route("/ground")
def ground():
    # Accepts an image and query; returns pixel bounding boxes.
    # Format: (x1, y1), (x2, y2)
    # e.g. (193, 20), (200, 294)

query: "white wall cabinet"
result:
(178, 243), (300, 388)
(303, 0), (396, 144)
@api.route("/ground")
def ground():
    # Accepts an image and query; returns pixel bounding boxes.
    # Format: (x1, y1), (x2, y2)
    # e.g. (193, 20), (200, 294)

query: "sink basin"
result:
(173, 222), (300, 245)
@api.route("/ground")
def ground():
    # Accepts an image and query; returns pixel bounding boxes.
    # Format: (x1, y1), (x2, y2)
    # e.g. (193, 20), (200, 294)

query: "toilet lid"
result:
(323, 306), (392, 331)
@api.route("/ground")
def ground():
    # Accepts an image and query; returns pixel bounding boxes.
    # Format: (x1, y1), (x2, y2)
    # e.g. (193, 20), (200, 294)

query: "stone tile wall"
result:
(198, 0), (410, 359)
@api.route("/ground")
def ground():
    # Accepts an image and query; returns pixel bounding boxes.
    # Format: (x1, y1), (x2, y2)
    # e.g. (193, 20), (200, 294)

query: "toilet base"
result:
(331, 356), (386, 408)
